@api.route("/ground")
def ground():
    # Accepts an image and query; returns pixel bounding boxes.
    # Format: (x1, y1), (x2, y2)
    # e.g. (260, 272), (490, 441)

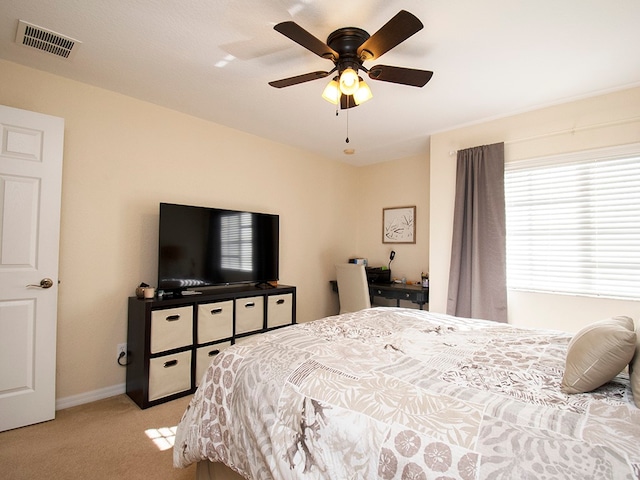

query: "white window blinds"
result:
(504, 143), (640, 300)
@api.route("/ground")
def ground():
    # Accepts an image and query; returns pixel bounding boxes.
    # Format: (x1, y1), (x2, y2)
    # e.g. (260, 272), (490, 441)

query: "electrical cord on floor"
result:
(117, 351), (130, 366)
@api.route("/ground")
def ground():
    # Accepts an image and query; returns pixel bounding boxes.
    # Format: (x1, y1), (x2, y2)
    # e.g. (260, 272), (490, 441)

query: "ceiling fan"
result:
(269, 10), (433, 109)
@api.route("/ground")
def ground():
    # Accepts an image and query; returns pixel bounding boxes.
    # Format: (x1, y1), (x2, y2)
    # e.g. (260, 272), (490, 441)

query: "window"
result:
(504, 143), (640, 300)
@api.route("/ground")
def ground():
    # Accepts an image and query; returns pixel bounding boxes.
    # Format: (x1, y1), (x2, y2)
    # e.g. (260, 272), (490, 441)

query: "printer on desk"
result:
(365, 267), (391, 284)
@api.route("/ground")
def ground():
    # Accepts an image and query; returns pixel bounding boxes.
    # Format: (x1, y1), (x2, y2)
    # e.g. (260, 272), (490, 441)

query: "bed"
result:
(173, 307), (640, 479)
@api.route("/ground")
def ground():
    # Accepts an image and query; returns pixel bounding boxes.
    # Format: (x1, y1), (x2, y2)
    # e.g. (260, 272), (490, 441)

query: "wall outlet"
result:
(117, 343), (127, 363)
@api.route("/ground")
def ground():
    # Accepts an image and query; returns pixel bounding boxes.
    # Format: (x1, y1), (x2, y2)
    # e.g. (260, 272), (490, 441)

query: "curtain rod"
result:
(448, 115), (640, 156)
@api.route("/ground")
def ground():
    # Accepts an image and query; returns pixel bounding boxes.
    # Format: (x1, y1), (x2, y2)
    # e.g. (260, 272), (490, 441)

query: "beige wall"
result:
(0, 59), (431, 403)
(430, 86), (640, 333)
(357, 154), (429, 287)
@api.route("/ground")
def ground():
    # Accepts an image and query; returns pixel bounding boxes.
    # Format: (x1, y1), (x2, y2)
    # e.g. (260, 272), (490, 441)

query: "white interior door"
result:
(0, 105), (64, 432)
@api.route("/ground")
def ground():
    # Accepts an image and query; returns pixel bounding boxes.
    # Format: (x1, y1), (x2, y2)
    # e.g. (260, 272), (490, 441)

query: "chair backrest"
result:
(335, 263), (371, 314)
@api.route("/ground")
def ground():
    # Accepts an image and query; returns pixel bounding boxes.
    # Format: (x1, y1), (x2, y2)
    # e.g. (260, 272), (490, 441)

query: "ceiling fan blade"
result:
(358, 10), (423, 61)
(367, 65), (433, 87)
(274, 21), (338, 60)
(269, 71), (330, 88)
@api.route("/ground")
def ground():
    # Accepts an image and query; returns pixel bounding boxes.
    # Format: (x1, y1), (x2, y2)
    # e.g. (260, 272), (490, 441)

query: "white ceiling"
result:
(1, 1), (639, 166)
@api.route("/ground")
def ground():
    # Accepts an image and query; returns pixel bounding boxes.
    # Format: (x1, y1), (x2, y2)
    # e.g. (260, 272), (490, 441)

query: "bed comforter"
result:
(174, 307), (640, 479)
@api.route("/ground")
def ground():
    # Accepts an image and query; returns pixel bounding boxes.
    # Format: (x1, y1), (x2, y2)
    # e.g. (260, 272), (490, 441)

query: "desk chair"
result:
(335, 263), (371, 314)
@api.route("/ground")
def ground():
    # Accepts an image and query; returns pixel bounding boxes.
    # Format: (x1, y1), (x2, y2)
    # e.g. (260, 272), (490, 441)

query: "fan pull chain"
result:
(345, 105), (349, 143)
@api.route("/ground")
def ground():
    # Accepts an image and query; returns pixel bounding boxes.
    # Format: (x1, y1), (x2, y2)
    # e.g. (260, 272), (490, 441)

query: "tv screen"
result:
(157, 203), (279, 293)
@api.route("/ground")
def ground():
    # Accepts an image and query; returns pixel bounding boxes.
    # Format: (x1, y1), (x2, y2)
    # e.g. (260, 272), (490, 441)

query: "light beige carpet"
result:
(0, 394), (196, 480)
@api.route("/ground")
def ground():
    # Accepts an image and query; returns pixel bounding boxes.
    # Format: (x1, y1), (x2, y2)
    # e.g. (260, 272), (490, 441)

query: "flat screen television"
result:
(157, 203), (279, 294)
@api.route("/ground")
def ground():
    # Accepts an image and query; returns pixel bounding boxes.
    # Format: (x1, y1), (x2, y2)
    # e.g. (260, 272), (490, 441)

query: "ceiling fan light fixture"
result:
(322, 78), (340, 104)
(353, 78), (373, 105)
(339, 68), (359, 95)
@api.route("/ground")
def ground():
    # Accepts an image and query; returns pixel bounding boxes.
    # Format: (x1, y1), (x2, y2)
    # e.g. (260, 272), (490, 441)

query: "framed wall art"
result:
(382, 206), (416, 244)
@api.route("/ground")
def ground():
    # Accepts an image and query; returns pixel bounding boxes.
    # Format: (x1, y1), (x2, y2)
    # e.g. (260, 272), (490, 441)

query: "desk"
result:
(330, 281), (429, 310)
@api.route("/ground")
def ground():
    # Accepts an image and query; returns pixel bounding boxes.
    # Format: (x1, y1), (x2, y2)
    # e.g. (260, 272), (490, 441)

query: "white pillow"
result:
(561, 316), (636, 394)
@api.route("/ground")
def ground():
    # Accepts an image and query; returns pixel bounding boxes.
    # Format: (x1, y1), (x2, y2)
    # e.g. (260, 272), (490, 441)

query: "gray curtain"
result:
(447, 142), (508, 322)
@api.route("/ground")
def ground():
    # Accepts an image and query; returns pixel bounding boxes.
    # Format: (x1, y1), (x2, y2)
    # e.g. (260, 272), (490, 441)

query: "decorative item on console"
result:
(135, 282), (155, 299)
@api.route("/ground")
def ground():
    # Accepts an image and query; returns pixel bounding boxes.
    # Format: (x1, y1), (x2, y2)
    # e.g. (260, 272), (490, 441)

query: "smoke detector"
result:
(15, 20), (81, 59)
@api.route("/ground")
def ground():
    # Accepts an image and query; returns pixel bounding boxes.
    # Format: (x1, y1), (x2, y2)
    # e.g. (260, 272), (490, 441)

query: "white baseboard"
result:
(56, 383), (126, 411)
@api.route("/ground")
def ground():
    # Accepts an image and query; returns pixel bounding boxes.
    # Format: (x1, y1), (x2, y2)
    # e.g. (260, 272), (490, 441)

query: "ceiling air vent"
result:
(15, 20), (81, 59)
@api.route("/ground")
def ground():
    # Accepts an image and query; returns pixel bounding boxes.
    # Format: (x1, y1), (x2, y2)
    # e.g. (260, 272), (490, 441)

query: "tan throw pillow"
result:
(613, 315), (636, 332)
(629, 319), (640, 407)
(561, 316), (636, 394)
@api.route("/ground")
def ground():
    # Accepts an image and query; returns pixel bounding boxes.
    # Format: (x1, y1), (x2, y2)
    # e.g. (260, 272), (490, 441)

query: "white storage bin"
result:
(150, 305), (193, 354)
(148, 350), (191, 401)
(235, 296), (264, 334)
(198, 300), (233, 343)
(267, 293), (293, 328)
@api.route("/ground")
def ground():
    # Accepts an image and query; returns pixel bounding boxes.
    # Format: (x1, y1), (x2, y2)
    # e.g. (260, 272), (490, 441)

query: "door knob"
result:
(26, 278), (54, 289)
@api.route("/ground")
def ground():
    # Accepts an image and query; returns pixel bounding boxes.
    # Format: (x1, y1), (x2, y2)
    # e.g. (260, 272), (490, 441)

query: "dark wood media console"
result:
(126, 284), (296, 409)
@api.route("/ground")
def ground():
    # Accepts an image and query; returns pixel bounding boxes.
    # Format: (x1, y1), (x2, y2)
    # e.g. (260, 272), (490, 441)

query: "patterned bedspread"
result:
(173, 308), (640, 479)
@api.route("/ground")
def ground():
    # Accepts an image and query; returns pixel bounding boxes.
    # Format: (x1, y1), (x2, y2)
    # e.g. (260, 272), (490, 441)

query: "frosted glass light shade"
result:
(353, 79), (373, 105)
(339, 68), (359, 95)
(321, 79), (340, 104)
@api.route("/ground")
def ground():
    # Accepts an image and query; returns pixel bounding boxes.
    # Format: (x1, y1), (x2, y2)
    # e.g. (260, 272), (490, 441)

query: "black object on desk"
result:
(330, 281), (429, 310)
(365, 266), (391, 284)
